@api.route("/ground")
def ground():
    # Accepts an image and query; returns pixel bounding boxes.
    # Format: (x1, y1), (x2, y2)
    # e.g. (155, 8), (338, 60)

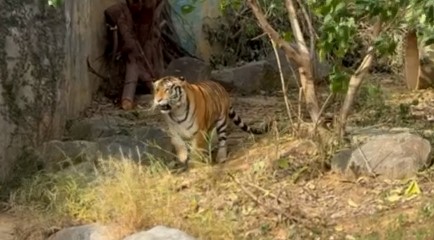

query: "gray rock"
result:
(163, 57), (211, 83)
(347, 126), (414, 145)
(332, 132), (432, 179)
(68, 116), (130, 141)
(36, 140), (99, 171)
(330, 148), (353, 173)
(48, 224), (110, 240)
(211, 60), (281, 94)
(123, 225), (196, 240)
(264, 48), (331, 86)
(97, 127), (173, 163)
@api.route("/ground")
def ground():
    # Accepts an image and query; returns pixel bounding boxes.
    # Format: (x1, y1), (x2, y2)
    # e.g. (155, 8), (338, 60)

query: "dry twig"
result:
(227, 173), (328, 230)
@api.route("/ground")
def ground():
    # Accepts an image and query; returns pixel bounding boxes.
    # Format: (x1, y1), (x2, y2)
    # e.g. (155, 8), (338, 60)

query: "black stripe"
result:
(241, 125), (249, 131)
(218, 136), (227, 142)
(229, 110), (236, 118)
(170, 94), (190, 124)
(216, 119), (227, 133)
(233, 116), (241, 125)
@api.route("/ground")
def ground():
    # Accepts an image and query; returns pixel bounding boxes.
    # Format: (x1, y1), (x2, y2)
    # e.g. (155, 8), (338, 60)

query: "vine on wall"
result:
(0, 0), (65, 177)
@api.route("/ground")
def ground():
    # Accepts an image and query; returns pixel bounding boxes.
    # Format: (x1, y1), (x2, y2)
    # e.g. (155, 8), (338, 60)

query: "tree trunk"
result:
(403, 28), (421, 90)
(247, 0), (320, 123)
(339, 20), (382, 136)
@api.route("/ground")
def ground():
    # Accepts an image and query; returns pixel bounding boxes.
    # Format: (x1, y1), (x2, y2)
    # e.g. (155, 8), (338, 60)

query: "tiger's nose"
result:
(155, 99), (168, 105)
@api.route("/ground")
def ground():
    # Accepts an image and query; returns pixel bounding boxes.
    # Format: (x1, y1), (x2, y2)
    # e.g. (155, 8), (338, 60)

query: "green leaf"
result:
(329, 68), (349, 93)
(336, 2), (345, 10)
(283, 31), (293, 42)
(425, 37), (434, 46)
(180, 4), (195, 15)
(277, 158), (290, 169)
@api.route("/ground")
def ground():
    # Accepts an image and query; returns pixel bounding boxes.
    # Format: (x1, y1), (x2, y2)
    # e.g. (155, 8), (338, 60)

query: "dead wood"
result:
(339, 19), (382, 135)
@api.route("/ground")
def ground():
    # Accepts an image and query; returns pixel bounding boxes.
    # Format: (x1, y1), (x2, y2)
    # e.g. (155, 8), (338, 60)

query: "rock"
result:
(97, 127), (173, 163)
(264, 47), (331, 87)
(330, 148), (353, 173)
(332, 132), (432, 179)
(162, 57), (211, 83)
(211, 60), (281, 94)
(48, 224), (110, 240)
(347, 127), (413, 145)
(36, 140), (99, 171)
(68, 116), (130, 141)
(123, 225), (196, 240)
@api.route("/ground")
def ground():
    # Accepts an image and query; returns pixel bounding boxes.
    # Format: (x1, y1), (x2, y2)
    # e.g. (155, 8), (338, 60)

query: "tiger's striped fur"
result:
(152, 75), (271, 170)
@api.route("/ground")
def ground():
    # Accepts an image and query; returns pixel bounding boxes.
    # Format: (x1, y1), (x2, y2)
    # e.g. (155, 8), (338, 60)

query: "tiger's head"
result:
(152, 76), (187, 114)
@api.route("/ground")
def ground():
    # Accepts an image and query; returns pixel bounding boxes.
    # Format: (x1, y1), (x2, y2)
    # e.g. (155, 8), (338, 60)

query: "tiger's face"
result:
(152, 76), (186, 114)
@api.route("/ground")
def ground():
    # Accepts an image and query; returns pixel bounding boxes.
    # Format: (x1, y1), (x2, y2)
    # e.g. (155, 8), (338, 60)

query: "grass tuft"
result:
(8, 157), (236, 239)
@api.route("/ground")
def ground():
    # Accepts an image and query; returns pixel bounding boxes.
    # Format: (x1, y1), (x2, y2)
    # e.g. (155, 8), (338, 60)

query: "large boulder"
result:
(35, 140), (99, 171)
(123, 225), (196, 240)
(331, 132), (432, 179)
(48, 224), (111, 240)
(67, 116), (130, 141)
(162, 57), (211, 83)
(211, 60), (281, 94)
(97, 127), (173, 163)
(264, 48), (331, 87)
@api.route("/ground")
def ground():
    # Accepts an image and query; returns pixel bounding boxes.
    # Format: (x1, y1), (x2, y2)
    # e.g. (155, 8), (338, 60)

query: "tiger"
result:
(151, 75), (271, 170)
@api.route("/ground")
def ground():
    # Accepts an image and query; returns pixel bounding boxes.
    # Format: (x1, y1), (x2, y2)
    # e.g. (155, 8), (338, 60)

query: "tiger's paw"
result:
(215, 149), (228, 164)
(170, 160), (189, 174)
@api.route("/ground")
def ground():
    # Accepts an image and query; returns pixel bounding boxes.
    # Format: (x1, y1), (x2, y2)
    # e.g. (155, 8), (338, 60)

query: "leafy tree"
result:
(246, 0), (434, 136)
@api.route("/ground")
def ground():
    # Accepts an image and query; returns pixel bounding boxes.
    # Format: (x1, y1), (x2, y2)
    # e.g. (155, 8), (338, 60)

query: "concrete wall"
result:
(169, 0), (221, 62)
(0, 0), (118, 182)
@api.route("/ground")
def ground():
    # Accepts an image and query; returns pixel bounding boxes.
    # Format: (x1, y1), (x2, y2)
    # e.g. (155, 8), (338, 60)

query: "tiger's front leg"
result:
(191, 131), (209, 162)
(170, 134), (190, 171)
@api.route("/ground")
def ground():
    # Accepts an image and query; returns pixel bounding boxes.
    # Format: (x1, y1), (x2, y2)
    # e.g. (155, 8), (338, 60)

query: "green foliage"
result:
(179, 0), (205, 15)
(204, 0), (291, 68)
(47, 0), (63, 8)
(307, 0), (434, 93)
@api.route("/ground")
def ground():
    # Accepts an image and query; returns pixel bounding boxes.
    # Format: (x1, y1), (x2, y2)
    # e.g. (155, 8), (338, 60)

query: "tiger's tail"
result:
(228, 107), (271, 134)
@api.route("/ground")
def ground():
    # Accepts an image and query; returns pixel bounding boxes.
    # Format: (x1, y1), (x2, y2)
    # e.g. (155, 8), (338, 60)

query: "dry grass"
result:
(8, 158), (237, 239)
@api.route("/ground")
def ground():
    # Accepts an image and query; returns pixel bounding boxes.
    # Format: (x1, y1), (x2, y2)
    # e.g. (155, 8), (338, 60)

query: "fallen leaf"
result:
(404, 179), (421, 197)
(335, 225), (344, 232)
(386, 194), (402, 203)
(348, 199), (359, 208)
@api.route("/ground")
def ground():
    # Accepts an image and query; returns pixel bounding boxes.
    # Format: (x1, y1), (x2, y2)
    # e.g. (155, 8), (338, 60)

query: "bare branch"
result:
(246, 0), (302, 65)
(285, 0), (308, 55)
(247, 0), (321, 123)
(339, 19), (382, 134)
(87, 56), (109, 81)
(270, 38), (295, 130)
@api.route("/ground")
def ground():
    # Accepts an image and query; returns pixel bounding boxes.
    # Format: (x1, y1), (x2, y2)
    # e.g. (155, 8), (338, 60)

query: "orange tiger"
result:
(152, 76), (271, 170)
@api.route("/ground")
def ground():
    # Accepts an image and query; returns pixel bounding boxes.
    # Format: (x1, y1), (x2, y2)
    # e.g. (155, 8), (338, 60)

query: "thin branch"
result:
(228, 173), (302, 224)
(228, 173), (329, 230)
(246, 0), (302, 65)
(271, 38), (295, 131)
(339, 19), (382, 135)
(284, 0), (309, 55)
(295, 0), (319, 77)
(87, 56), (109, 81)
(313, 92), (334, 131)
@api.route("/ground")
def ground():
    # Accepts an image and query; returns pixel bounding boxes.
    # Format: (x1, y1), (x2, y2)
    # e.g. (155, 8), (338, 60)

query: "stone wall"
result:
(0, 0), (118, 182)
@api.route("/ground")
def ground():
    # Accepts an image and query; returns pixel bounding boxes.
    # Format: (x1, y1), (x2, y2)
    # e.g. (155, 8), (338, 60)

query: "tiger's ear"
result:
(178, 76), (186, 81)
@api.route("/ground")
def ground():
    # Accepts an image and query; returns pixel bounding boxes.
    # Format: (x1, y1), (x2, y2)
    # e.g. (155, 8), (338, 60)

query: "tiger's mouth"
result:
(159, 103), (172, 113)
